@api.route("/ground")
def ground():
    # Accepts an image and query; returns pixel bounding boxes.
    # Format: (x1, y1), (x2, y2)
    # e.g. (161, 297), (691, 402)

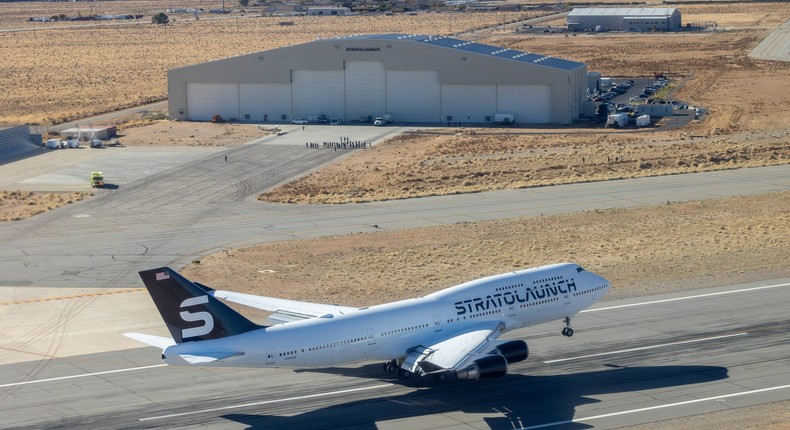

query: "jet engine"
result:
(454, 354), (508, 380)
(490, 340), (529, 364)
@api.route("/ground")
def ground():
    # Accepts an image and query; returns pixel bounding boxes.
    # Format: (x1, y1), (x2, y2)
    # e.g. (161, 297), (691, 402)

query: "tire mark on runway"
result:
(0, 288), (142, 306)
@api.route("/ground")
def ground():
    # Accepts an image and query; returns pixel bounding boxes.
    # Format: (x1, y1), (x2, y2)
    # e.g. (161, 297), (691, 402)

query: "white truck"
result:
(606, 113), (628, 128)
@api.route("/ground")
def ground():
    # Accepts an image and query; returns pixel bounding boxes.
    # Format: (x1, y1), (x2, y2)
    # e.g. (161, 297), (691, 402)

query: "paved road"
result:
(0, 133), (788, 288)
(749, 16), (790, 62)
(1, 278), (788, 429)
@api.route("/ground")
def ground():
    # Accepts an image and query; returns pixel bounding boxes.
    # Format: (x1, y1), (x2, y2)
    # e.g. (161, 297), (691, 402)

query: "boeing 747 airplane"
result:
(127, 263), (610, 381)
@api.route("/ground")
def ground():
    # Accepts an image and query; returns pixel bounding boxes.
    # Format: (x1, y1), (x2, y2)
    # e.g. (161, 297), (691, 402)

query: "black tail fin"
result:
(139, 267), (260, 344)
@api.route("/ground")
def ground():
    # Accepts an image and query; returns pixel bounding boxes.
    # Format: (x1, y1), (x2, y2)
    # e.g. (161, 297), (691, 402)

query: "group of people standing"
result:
(305, 137), (369, 150)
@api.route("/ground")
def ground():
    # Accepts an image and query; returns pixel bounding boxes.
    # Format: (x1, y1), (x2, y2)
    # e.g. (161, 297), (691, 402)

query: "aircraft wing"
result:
(208, 289), (357, 324)
(401, 321), (506, 375)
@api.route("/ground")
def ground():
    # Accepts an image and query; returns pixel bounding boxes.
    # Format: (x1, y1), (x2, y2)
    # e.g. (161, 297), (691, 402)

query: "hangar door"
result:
(239, 84), (292, 122)
(292, 70), (344, 120)
(187, 83), (239, 121)
(441, 85), (496, 123)
(345, 61), (386, 121)
(496, 85), (552, 124)
(386, 71), (440, 122)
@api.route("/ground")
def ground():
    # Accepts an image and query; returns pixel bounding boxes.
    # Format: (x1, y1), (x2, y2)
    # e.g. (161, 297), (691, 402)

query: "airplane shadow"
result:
(222, 364), (729, 430)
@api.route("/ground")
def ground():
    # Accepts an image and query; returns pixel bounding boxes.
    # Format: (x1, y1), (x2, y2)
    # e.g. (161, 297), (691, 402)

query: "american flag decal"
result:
(156, 272), (170, 281)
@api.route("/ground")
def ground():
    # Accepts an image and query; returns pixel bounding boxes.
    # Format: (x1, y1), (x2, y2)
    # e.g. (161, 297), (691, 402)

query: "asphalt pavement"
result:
(1, 278), (788, 429)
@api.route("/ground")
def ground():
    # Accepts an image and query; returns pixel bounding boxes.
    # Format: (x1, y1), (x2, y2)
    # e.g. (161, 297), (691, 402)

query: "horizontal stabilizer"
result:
(124, 332), (176, 350)
(179, 351), (245, 364)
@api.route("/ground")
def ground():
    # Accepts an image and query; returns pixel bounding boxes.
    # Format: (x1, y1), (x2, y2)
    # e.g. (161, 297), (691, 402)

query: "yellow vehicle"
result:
(90, 171), (104, 188)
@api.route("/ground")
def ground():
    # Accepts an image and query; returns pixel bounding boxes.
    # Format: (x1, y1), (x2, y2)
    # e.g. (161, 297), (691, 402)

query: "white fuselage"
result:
(164, 263), (610, 368)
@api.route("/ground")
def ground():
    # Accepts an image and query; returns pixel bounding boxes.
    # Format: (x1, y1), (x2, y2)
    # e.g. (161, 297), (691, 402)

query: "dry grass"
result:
(186, 191), (790, 308)
(0, 0), (532, 125)
(0, 190), (91, 221)
(260, 129), (790, 203)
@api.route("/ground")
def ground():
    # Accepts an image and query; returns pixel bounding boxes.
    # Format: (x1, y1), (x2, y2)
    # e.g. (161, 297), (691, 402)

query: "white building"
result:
(567, 8), (681, 32)
(307, 7), (351, 16)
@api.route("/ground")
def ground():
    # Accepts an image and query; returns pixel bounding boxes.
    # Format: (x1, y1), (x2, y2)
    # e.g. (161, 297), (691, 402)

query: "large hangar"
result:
(567, 8), (682, 32)
(167, 34), (587, 125)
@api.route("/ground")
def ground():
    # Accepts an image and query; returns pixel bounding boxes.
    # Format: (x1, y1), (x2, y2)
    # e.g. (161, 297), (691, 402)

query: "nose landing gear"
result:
(561, 316), (574, 337)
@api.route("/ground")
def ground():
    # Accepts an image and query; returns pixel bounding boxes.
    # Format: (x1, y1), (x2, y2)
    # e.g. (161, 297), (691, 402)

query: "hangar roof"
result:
(568, 8), (678, 17)
(330, 34), (585, 71)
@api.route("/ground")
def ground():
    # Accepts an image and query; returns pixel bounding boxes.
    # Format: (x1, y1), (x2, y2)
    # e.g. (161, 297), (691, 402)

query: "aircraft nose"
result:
(590, 271), (611, 290)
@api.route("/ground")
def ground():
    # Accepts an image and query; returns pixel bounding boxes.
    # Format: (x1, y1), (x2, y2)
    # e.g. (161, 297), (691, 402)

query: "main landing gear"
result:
(561, 316), (574, 337)
(382, 359), (412, 379)
(383, 359), (398, 374)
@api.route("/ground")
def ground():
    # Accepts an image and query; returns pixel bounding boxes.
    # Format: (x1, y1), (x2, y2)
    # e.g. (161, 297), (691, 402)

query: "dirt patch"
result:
(0, 190), (91, 221)
(117, 120), (270, 147)
(185, 192), (790, 312)
(260, 128), (790, 203)
(629, 399), (790, 430)
(0, 1), (529, 125)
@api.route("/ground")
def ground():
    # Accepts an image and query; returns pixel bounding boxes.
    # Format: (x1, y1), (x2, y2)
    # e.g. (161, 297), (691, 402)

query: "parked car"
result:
(291, 118), (308, 124)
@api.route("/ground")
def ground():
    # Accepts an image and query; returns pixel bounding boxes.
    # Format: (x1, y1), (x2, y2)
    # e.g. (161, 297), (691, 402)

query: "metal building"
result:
(307, 6), (352, 16)
(167, 34), (587, 125)
(567, 8), (681, 32)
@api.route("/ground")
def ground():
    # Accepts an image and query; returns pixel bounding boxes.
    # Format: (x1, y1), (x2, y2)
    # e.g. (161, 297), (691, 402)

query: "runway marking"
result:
(520, 383), (790, 429)
(0, 364), (166, 388)
(584, 282), (790, 313)
(139, 383), (393, 421)
(544, 332), (748, 364)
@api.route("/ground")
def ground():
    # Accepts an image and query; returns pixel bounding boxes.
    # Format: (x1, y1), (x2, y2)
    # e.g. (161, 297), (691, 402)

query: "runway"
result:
(1, 278), (788, 429)
(749, 16), (790, 62)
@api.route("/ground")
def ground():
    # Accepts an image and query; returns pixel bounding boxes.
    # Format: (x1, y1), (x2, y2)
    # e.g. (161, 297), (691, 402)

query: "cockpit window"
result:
(576, 266), (585, 273)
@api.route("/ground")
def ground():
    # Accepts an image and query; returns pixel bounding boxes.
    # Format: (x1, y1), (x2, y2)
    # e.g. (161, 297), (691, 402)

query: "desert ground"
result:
(184, 192), (790, 310)
(0, 0), (532, 125)
(0, 2), (789, 427)
(0, 190), (89, 221)
(255, 2), (790, 203)
(1, 1), (788, 263)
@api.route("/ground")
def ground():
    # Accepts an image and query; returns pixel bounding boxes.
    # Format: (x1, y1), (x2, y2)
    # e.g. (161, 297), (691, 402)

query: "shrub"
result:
(152, 12), (169, 25)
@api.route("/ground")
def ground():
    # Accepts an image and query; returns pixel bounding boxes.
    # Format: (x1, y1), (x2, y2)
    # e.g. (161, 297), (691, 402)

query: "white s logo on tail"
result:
(180, 296), (215, 339)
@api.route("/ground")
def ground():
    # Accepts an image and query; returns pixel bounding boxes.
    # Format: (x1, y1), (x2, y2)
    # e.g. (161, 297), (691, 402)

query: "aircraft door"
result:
(433, 314), (442, 332)
(367, 328), (376, 345)
(266, 348), (275, 364)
